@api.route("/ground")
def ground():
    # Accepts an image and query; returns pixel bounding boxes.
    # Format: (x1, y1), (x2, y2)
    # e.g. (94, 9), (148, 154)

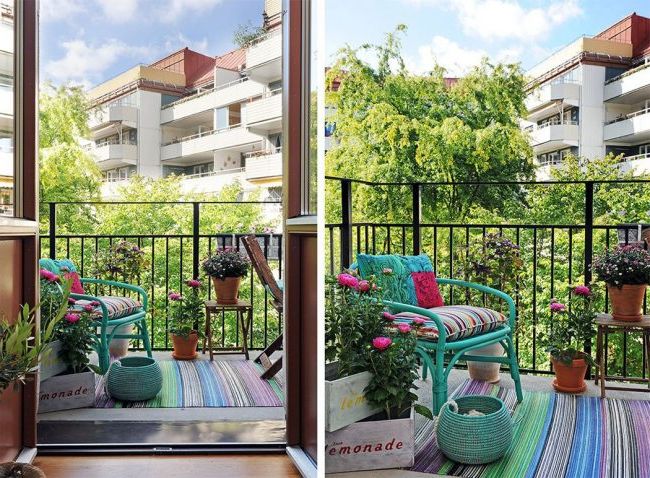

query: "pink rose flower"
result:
(337, 273), (359, 289)
(356, 280), (370, 292)
(412, 317), (426, 326)
(397, 323), (411, 334)
(372, 336), (392, 351)
(382, 312), (395, 322)
(64, 313), (80, 323)
(168, 292), (182, 301)
(83, 304), (94, 312)
(186, 279), (201, 288)
(573, 285), (591, 297)
(550, 302), (566, 312)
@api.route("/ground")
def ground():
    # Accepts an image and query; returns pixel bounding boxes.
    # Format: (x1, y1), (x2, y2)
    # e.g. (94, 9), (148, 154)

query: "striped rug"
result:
(95, 360), (284, 408)
(413, 379), (650, 477)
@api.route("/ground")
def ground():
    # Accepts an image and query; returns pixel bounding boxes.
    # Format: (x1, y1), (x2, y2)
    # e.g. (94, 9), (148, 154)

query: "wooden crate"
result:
(38, 371), (95, 413)
(39, 340), (67, 381)
(325, 408), (415, 473)
(325, 364), (379, 432)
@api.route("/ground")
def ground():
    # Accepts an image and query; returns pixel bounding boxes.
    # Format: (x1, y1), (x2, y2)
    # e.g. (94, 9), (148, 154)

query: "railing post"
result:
(192, 202), (200, 280)
(340, 179), (352, 269)
(49, 203), (56, 259)
(584, 181), (594, 375)
(412, 183), (421, 255)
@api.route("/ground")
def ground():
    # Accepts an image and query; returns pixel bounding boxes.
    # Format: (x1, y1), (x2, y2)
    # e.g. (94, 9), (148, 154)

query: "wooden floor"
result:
(33, 454), (300, 478)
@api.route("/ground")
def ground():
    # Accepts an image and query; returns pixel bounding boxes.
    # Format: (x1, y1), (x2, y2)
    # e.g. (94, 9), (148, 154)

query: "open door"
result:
(282, 0), (318, 475)
(0, 0), (39, 463)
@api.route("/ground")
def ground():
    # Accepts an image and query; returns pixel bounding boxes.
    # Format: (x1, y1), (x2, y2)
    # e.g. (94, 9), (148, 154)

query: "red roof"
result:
(149, 47), (215, 87)
(215, 48), (246, 71)
(595, 12), (650, 58)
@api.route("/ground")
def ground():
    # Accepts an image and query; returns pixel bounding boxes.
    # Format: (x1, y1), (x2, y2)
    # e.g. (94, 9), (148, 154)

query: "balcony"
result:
(618, 152), (650, 175)
(528, 120), (579, 152)
(604, 63), (650, 104)
(604, 108), (650, 142)
(246, 89), (282, 131)
(245, 148), (282, 181)
(525, 82), (580, 120)
(246, 30), (282, 82)
(88, 104), (138, 134)
(160, 78), (265, 124)
(89, 139), (138, 169)
(161, 125), (261, 162)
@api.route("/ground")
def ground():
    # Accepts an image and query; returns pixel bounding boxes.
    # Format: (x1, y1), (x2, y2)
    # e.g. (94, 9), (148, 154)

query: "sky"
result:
(325, 0), (650, 76)
(40, 0), (265, 89)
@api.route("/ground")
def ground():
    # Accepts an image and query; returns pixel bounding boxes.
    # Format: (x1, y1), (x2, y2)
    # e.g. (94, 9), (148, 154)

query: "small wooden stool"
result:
(594, 313), (650, 398)
(203, 300), (253, 360)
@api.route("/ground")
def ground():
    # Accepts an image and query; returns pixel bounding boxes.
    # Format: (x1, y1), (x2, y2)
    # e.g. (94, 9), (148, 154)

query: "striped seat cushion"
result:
(72, 296), (142, 320)
(388, 305), (508, 342)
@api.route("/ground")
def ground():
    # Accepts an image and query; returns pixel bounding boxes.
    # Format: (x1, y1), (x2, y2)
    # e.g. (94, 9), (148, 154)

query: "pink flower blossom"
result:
(573, 285), (591, 297)
(372, 336), (392, 351)
(168, 292), (182, 301)
(186, 279), (202, 288)
(83, 304), (94, 312)
(397, 323), (411, 334)
(412, 317), (426, 326)
(550, 302), (566, 313)
(337, 273), (359, 289)
(356, 280), (370, 292)
(90, 300), (101, 307)
(64, 313), (80, 323)
(40, 269), (59, 282)
(68, 297), (77, 305)
(383, 312), (395, 322)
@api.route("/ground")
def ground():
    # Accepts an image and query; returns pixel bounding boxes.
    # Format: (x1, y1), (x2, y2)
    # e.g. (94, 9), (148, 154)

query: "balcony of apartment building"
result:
(244, 146), (282, 182)
(245, 29), (282, 83)
(160, 77), (265, 124)
(88, 98), (138, 137)
(525, 80), (581, 120)
(604, 60), (650, 103)
(85, 135), (138, 170)
(526, 115), (579, 153)
(246, 88), (282, 132)
(603, 101), (650, 142)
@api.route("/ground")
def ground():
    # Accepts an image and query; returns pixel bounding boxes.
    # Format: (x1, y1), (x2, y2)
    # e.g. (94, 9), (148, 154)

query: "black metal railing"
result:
(41, 201), (283, 351)
(326, 177), (650, 383)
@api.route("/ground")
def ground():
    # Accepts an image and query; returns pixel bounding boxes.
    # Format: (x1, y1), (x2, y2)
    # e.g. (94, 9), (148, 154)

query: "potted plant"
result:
(39, 268), (69, 380)
(593, 245), (650, 322)
(324, 271), (386, 432)
(462, 233), (522, 382)
(325, 313), (432, 473)
(39, 301), (99, 412)
(168, 279), (204, 360)
(93, 240), (148, 356)
(202, 248), (250, 304)
(543, 285), (596, 393)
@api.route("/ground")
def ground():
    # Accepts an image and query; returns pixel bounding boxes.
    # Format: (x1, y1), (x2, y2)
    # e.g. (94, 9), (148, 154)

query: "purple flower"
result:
(186, 279), (201, 288)
(337, 273), (359, 289)
(64, 313), (80, 323)
(83, 304), (94, 312)
(573, 285), (591, 297)
(397, 323), (411, 334)
(550, 301), (566, 313)
(168, 292), (182, 301)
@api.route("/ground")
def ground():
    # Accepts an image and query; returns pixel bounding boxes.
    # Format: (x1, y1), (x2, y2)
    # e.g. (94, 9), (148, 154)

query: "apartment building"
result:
(0, 1), (12, 215)
(86, 0), (282, 201)
(523, 13), (650, 178)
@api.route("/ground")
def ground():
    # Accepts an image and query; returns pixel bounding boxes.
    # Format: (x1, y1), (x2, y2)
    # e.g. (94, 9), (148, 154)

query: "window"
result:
(0, 0), (14, 217)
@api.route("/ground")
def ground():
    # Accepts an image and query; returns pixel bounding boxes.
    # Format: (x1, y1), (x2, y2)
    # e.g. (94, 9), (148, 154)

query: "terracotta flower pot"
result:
(607, 284), (646, 322)
(551, 356), (587, 393)
(211, 276), (242, 304)
(171, 331), (199, 360)
(467, 343), (504, 383)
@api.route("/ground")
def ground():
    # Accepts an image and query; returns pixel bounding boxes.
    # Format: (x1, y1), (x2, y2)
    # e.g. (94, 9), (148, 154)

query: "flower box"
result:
(325, 407), (415, 473)
(39, 340), (67, 381)
(38, 370), (95, 413)
(325, 363), (379, 432)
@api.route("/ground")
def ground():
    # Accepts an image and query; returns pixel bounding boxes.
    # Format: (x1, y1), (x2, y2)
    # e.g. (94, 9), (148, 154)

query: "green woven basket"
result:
(106, 356), (163, 401)
(436, 395), (513, 465)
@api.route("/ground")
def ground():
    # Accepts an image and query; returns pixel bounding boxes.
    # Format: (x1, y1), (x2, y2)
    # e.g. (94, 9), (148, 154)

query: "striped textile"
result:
(413, 379), (650, 477)
(390, 305), (507, 341)
(95, 360), (284, 408)
(73, 296), (142, 320)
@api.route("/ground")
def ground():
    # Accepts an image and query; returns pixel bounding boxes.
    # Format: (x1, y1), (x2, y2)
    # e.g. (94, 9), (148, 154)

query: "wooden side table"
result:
(203, 300), (252, 360)
(594, 313), (650, 398)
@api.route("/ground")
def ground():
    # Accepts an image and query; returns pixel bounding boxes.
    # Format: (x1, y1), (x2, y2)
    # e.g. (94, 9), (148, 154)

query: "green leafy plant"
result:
(0, 281), (71, 393)
(40, 268), (66, 333)
(592, 245), (650, 287)
(55, 303), (97, 374)
(325, 271), (385, 379)
(542, 285), (597, 366)
(168, 280), (205, 339)
(93, 240), (148, 283)
(232, 21), (267, 48)
(202, 248), (250, 279)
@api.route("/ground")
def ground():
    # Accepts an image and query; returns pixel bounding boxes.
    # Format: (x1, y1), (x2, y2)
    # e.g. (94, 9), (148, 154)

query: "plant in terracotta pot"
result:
(202, 248), (250, 304)
(543, 285), (596, 393)
(593, 245), (650, 322)
(168, 279), (204, 360)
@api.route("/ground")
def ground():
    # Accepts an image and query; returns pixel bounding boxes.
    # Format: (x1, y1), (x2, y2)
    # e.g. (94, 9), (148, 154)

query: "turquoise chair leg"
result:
(506, 334), (523, 402)
(97, 330), (110, 374)
(139, 318), (153, 358)
(432, 348), (447, 415)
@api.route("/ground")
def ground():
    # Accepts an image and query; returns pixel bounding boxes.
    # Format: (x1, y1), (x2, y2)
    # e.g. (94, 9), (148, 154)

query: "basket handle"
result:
(443, 399), (458, 414)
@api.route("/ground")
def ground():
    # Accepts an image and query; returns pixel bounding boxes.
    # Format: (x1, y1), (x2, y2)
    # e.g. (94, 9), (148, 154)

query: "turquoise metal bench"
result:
(39, 259), (152, 374)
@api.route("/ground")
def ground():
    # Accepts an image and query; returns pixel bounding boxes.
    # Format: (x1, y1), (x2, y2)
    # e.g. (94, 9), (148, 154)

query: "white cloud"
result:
(95, 0), (139, 23)
(43, 39), (152, 87)
(40, 0), (85, 22)
(157, 0), (224, 23)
